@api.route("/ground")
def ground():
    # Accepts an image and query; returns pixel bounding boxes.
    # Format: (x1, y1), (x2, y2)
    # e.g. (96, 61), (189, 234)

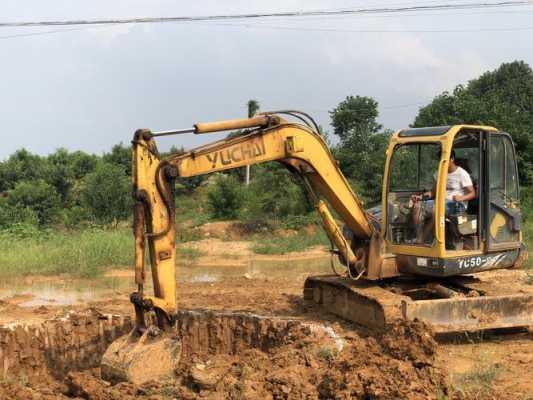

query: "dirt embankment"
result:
(0, 309), (446, 400)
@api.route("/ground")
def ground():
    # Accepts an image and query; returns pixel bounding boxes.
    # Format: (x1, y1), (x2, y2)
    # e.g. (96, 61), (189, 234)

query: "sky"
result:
(0, 0), (532, 159)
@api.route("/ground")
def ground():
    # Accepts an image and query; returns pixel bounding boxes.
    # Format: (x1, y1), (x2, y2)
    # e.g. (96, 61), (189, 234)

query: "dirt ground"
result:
(0, 236), (532, 399)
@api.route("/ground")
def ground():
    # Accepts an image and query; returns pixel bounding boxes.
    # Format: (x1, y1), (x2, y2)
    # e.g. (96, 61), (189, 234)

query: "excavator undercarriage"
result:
(102, 112), (532, 384)
(305, 273), (533, 333)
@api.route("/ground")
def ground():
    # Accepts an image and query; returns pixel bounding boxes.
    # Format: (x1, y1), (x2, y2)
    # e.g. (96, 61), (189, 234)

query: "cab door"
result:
(485, 132), (521, 250)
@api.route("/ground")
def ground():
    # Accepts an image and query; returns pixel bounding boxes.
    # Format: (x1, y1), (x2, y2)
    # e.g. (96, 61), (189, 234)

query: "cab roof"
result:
(397, 125), (498, 138)
(398, 126), (451, 137)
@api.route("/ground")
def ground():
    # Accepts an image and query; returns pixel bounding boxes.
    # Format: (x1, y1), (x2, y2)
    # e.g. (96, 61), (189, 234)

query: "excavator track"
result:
(304, 275), (533, 333)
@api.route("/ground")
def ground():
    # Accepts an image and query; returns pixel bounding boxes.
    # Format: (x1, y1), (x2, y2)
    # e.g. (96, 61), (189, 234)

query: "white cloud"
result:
(0, 0), (531, 157)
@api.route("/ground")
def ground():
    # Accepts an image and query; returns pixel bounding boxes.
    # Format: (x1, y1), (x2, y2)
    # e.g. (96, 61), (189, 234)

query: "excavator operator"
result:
(412, 149), (476, 226)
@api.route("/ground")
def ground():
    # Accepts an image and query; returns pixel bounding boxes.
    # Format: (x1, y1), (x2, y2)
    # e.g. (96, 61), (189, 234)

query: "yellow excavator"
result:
(102, 111), (532, 382)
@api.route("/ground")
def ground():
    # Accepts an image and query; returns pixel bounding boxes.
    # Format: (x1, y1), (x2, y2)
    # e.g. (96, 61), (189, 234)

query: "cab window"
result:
(387, 143), (440, 246)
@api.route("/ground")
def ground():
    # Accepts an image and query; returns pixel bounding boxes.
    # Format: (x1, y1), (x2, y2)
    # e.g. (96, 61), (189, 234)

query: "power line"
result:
(0, 1), (530, 28)
(0, 26), (104, 40)
(2, 17), (532, 41)
(208, 21), (533, 33)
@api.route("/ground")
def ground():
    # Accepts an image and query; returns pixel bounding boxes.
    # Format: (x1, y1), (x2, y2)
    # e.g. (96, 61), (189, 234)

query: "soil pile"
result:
(0, 316), (447, 400)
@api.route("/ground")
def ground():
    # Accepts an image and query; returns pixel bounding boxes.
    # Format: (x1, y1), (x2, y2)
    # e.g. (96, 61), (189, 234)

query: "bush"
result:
(80, 162), (131, 225)
(207, 175), (244, 220)
(5, 179), (61, 226)
(59, 206), (90, 229)
(103, 143), (131, 176)
(0, 199), (40, 228)
(244, 164), (312, 220)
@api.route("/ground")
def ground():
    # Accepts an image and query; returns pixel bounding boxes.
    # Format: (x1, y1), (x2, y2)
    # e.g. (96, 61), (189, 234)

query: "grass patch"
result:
(176, 228), (204, 243)
(0, 227), (207, 278)
(176, 246), (204, 260)
(316, 346), (337, 362)
(175, 189), (210, 226)
(251, 228), (328, 255)
(0, 228), (132, 278)
(451, 358), (502, 398)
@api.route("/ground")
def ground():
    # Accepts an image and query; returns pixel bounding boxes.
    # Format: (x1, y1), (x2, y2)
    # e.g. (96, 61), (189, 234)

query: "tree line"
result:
(0, 60), (531, 229)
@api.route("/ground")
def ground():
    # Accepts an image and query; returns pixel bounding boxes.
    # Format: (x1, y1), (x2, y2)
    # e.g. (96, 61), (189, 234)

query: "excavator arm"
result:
(131, 112), (380, 330)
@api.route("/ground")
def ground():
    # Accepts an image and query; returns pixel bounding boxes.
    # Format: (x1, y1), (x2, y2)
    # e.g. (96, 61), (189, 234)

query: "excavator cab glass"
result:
(386, 143), (441, 246)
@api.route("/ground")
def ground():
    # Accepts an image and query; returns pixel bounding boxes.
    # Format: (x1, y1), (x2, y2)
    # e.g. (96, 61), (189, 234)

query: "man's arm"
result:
(452, 185), (475, 202)
(452, 169), (475, 202)
(412, 182), (436, 201)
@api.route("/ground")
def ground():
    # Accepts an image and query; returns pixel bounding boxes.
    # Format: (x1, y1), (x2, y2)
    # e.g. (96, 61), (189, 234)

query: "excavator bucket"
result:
(101, 326), (181, 385)
(304, 275), (533, 333)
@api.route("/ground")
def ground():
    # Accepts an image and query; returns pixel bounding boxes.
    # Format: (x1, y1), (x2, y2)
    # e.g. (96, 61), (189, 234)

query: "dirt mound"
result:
(0, 313), (448, 400)
(174, 320), (444, 400)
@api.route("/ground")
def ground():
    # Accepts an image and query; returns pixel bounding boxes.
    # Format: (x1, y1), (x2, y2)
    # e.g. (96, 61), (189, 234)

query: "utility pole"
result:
(245, 99), (260, 185)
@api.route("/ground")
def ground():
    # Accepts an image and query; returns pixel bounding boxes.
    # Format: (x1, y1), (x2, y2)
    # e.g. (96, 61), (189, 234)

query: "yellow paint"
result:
(132, 131), (177, 319)
(132, 119), (374, 324)
(131, 118), (522, 326)
(490, 212), (507, 240)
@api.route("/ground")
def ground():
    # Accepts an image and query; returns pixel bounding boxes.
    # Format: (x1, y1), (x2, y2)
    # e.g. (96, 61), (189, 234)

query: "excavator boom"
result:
(130, 113), (380, 327)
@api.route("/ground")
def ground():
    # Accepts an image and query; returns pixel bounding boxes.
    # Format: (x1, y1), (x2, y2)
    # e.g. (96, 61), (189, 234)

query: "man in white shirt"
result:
(412, 150), (476, 224)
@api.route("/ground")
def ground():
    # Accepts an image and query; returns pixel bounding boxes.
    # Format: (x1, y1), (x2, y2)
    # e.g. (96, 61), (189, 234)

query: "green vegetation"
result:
(0, 60), (533, 277)
(207, 175), (245, 219)
(330, 95), (391, 203)
(450, 358), (502, 398)
(176, 246), (204, 261)
(79, 162), (131, 225)
(316, 346), (337, 362)
(252, 229), (328, 255)
(414, 60), (533, 185)
(0, 228), (132, 278)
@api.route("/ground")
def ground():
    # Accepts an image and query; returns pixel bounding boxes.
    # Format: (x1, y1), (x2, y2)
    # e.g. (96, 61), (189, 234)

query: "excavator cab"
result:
(383, 125), (525, 277)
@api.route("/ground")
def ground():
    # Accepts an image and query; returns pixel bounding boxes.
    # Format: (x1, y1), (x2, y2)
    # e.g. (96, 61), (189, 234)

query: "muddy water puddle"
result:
(0, 256), (331, 307)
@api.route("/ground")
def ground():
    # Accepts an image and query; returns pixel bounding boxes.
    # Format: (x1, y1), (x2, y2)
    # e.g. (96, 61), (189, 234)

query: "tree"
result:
(0, 149), (48, 192)
(103, 143), (132, 176)
(207, 175), (244, 219)
(246, 163), (312, 219)
(330, 96), (388, 202)
(46, 148), (75, 201)
(414, 60), (533, 184)
(330, 96), (382, 143)
(247, 99), (260, 119)
(80, 162), (131, 225)
(5, 179), (61, 225)
(69, 151), (99, 179)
